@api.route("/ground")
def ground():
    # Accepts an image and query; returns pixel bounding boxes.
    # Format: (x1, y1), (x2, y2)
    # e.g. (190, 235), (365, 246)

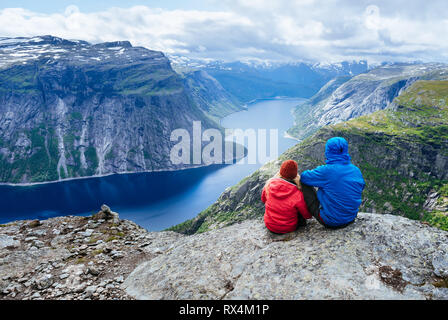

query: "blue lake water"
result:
(0, 98), (306, 231)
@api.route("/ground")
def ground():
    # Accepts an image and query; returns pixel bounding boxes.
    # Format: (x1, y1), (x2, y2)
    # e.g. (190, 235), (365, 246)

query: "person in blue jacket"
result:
(299, 137), (365, 228)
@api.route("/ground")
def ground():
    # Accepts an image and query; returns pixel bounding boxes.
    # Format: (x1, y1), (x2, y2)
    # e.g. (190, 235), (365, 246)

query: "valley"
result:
(0, 36), (242, 184)
(1, 35), (447, 236)
(171, 79), (448, 234)
(0, 97), (305, 230)
(1, 1), (448, 303)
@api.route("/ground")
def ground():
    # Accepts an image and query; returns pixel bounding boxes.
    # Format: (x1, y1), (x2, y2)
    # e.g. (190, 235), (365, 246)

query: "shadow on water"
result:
(0, 164), (226, 223)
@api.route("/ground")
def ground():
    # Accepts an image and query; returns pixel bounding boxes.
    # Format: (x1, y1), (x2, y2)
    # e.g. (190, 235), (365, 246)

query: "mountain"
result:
(170, 57), (369, 103)
(170, 80), (448, 234)
(1, 207), (447, 300)
(287, 75), (352, 139)
(288, 62), (448, 140)
(181, 69), (244, 122)
(0, 36), (242, 184)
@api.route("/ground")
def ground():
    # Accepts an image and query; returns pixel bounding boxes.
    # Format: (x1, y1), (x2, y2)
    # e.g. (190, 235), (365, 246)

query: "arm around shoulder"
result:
(300, 165), (329, 188)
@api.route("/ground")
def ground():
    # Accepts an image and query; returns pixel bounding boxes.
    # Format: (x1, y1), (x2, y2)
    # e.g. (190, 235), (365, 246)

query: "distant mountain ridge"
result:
(0, 35), (242, 184)
(170, 56), (368, 103)
(288, 62), (448, 140)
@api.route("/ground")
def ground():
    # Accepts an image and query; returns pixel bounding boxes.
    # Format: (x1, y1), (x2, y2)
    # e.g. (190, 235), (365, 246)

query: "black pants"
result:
(301, 183), (354, 229)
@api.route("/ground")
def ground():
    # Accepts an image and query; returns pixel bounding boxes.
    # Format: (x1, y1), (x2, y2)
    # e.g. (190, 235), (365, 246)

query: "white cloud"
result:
(0, 1), (447, 63)
(364, 5), (381, 30)
(64, 5), (80, 16)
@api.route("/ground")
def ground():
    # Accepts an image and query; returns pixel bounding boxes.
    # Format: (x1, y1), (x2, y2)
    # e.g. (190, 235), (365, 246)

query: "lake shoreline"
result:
(2, 97), (307, 188)
(241, 96), (308, 108)
(0, 156), (247, 188)
(0, 97), (308, 231)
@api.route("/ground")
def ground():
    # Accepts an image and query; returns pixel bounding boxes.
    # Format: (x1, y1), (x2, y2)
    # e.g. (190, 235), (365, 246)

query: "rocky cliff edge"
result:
(123, 212), (448, 300)
(2, 208), (446, 300)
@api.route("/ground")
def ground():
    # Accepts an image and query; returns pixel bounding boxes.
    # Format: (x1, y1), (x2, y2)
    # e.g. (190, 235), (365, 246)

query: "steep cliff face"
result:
(287, 75), (351, 139)
(288, 63), (448, 140)
(0, 36), (236, 184)
(181, 69), (244, 121)
(170, 80), (448, 234)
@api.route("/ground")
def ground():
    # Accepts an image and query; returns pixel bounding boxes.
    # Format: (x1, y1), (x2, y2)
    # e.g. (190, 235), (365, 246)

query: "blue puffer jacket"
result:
(300, 137), (365, 226)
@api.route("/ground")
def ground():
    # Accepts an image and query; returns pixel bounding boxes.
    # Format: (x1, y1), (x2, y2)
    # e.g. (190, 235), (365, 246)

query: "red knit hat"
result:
(280, 160), (298, 180)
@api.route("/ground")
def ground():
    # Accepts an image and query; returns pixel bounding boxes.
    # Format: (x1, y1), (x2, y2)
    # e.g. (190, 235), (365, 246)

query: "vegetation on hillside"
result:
(333, 80), (448, 230)
(170, 80), (448, 233)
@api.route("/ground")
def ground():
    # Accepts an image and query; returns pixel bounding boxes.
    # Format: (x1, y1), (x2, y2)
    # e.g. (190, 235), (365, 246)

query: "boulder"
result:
(93, 204), (120, 224)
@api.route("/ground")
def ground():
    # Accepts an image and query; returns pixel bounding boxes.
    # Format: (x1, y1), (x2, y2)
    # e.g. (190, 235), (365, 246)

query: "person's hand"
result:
(293, 175), (302, 190)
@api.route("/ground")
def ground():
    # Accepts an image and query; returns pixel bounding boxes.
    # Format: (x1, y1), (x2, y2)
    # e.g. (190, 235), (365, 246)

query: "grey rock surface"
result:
(123, 212), (448, 300)
(0, 235), (20, 249)
(2, 208), (448, 300)
(0, 206), (170, 300)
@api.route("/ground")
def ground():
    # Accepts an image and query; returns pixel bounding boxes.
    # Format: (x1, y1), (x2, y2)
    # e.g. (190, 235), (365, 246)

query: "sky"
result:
(0, 0), (447, 64)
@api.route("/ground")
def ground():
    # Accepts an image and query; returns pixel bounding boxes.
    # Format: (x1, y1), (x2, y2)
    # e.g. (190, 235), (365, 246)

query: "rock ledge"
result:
(1, 211), (447, 300)
(123, 212), (448, 300)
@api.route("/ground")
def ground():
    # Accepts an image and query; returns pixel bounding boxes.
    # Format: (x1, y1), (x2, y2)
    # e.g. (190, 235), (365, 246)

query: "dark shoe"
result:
(266, 229), (299, 242)
(297, 219), (307, 227)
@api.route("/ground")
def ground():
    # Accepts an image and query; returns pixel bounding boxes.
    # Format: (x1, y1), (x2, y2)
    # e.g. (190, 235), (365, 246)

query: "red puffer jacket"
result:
(261, 178), (312, 233)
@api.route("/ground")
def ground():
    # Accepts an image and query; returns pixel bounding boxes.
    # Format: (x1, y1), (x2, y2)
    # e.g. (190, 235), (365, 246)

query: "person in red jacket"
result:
(261, 160), (312, 234)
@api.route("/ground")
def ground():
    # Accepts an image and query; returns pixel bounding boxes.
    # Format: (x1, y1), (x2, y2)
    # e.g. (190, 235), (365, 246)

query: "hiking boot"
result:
(266, 229), (299, 242)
